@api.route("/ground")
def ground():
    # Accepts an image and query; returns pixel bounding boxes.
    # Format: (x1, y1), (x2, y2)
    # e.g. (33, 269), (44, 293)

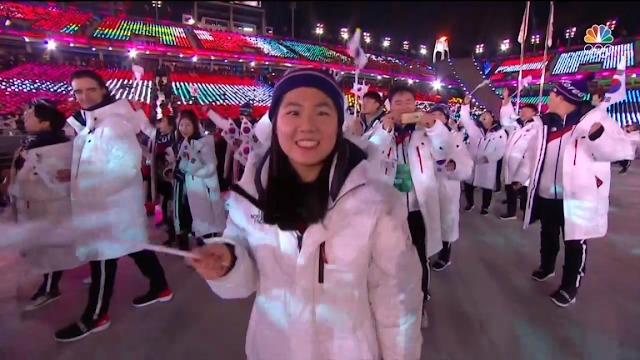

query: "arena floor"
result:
(1, 165), (639, 360)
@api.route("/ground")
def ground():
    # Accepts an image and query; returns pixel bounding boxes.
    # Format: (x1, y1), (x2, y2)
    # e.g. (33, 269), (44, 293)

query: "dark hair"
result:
(480, 110), (499, 126)
(26, 98), (66, 132)
(388, 85), (416, 102)
(69, 69), (109, 90)
(260, 127), (336, 231)
(176, 109), (202, 141)
(521, 103), (539, 114)
(158, 114), (177, 131)
(363, 91), (383, 105)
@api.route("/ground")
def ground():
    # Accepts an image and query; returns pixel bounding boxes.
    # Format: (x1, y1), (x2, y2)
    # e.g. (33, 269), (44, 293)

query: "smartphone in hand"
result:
(401, 112), (423, 125)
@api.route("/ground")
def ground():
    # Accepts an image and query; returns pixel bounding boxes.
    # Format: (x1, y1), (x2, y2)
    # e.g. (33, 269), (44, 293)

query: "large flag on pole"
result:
(517, 3), (529, 44)
(546, 1), (554, 47)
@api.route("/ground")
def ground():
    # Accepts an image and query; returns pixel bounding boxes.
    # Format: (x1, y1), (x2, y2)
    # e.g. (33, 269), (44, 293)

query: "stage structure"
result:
(433, 37), (450, 63)
(191, 1), (272, 36)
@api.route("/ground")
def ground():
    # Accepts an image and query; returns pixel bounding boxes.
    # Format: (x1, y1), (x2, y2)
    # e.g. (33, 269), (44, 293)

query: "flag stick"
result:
(516, 1), (531, 114)
(538, 1), (554, 112)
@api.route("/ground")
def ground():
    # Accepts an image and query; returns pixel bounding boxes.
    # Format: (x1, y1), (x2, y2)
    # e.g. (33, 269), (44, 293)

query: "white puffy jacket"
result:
(459, 104), (508, 190)
(367, 120), (473, 250)
(173, 135), (226, 236)
(8, 141), (78, 273)
(206, 145), (423, 360)
(66, 99), (149, 261)
(523, 106), (634, 240)
(499, 103), (541, 185)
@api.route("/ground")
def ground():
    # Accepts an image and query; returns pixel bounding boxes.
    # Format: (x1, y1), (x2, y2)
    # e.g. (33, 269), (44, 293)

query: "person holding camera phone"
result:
(367, 85), (472, 328)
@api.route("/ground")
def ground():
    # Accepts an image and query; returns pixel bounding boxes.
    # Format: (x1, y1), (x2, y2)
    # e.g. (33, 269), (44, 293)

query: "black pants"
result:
(81, 250), (168, 324)
(505, 184), (528, 215)
(407, 211), (430, 303)
(495, 160), (503, 192)
(464, 182), (492, 209)
(619, 160), (631, 169)
(538, 197), (588, 292)
(37, 271), (63, 294)
(438, 241), (453, 263)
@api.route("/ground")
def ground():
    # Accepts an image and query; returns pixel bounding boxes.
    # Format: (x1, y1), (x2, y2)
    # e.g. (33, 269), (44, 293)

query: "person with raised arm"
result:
(498, 87), (541, 220)
(459, 95), (508, 216)
(522, 74), (634, 307)
(191, 68), (423, 360)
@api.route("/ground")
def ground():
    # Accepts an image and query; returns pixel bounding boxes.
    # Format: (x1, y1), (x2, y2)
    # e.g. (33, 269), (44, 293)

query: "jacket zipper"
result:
(400, 142), (409, 209)
(318, 242), (325, 284)
(315, 182), (366, 285)
(573, 140), (578, 165)
(553, 137), (562, 199)
(384, 147), (392, 175)
(553, 117), (566, 199)
(415, 146), (423, 173)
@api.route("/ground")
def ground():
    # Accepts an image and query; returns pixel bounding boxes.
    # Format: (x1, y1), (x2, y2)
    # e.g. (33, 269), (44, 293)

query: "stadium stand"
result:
(93, 16), (191, 48)
(0, 2), (92, 34)
(552, 42), (635, 75)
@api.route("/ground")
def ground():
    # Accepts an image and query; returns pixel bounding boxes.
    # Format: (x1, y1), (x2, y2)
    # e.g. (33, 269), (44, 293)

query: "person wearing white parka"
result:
(521, 74), (634, 307)
(425, 104), (474, 271)
(459, 96), (508, 215)
(190, 68), (423, 360)
(498, 88), (541, 220)
(367, 86), (473, 328)
(172, 109), (226, 250)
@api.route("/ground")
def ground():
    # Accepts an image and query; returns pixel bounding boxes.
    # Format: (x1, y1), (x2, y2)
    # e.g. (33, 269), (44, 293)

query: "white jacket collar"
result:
(81, 99), (141, 135)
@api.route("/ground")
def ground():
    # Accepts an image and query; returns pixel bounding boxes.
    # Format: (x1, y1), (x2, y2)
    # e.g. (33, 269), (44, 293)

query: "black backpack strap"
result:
(230, 184), (262, 211)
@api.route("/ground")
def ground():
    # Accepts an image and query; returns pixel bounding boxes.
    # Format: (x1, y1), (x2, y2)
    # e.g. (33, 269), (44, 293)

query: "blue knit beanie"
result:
(269, 68), (345, 128)
(552, 73), (595, 105)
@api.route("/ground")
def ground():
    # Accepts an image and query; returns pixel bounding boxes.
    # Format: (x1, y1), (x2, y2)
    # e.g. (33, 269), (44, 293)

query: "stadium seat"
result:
(0, 64), (153, 116)
(93, 16), (191, 48)
(0, 2), (91, 34)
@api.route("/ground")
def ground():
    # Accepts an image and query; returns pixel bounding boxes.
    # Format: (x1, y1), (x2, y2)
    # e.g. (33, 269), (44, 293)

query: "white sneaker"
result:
(421, 304), (429, 329)
(82, 277), (92, 285)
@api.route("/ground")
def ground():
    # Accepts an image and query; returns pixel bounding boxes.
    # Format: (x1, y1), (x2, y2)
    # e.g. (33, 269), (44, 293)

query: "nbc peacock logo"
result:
(583, 25), (614, 59)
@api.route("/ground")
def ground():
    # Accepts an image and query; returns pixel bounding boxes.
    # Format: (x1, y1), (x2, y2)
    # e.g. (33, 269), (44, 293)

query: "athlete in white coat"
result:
(172, 109), (226, 250)
(8, 99), (73, 311)
(57, 70), (172, 342)
(425, 105), (473, 271)
(521, 75), (634, 307)
(460, 95), (508, 215)
(366, 86), (472, 328)
(343, 90), (386, 140)
(191, 68), (423, 360)
(498, 88), (540, 220)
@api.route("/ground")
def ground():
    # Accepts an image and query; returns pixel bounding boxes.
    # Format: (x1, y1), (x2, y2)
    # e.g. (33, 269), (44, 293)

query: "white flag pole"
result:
(515, 1), (531, 114)
(538, 1), (554, 112)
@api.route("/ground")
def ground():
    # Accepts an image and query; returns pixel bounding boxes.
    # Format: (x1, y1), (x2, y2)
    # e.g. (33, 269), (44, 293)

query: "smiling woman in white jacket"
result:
(459, 95), (507, 215)
(190, 68), (423, 360)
